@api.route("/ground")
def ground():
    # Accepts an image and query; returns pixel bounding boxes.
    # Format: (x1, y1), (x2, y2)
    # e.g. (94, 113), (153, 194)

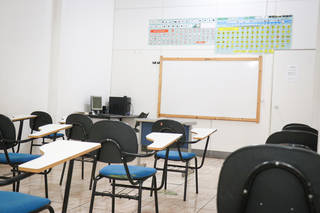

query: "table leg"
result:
(62, 159), (74, 213)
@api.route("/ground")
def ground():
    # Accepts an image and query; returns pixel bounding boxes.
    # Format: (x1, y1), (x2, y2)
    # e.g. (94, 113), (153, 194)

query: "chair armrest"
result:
(18, 138), (34, 144)
(122, 151), (156, 158)
(0, 172), (32, 186)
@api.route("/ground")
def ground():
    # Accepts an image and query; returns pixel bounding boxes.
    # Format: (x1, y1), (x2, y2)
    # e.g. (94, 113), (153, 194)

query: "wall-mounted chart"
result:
(215, 15), (293, 54)
(148, 18), (215, 45)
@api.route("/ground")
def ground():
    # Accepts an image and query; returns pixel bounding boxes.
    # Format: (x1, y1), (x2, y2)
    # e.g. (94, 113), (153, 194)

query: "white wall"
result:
(0, 0), (52, 115)
(49, 0), (115, 122)
(0, 0), (115, 152)
(111, 0), (320, 152)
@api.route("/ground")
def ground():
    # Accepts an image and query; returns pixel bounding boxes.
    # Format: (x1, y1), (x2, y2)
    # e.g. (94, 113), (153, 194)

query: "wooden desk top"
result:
(11, 114), (37, 122)
(29, 124), (72, 138)
(191, 128), (217, 140)
(19, 140), (101, 173)
(146, 132), (182, 151)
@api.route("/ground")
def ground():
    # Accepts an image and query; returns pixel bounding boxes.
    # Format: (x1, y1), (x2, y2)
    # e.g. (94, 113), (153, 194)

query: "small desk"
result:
(89, 113), (139, 121)
(29, 124), (72, 139)
(19, 140), (101, 213)
(191, 128), (217, 140)
(146, 132), (183, 151)
(11, 114), (37, 141)
(136, 119), (196, 152)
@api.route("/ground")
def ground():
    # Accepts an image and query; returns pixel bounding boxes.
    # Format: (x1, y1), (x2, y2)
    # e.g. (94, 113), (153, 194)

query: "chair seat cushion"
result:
(156, 150), (196, 160)
(44, 132), (64, 138)
(0, 191), (50, 213)
(99, 165), (156, 180)
(0, 153), (40, 164)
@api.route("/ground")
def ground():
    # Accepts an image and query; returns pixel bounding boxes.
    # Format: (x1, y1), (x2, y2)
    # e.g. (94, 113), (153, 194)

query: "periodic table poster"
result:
(215, 15), (293, 54)
(148, 18), (215, 45)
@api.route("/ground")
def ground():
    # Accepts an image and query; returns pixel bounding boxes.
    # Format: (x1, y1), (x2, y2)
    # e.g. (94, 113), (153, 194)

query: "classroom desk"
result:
(136, 119), (196, 152)
(29, 124), (72, 139)
(191, 128), (217, 140)
(146, 132), (182, 192)
(11, 114), (37, 141)
(89, 113), (139, 121)
(19, 140), (101, 213)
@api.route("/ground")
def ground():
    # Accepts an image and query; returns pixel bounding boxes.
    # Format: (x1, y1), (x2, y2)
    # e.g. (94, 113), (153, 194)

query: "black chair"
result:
(0, 114), (49, 198)
(266, 130), (318, 152)
(89, 120), (159, 213)
(217, 144), (320, 213)
(0, 172), (54, 213)
(151, 119), (212, 201)
(29, 111), (64, 154)
(282, 123), (318, 135)
(134, 112), (149, 133)
(59, 113), (94, 187)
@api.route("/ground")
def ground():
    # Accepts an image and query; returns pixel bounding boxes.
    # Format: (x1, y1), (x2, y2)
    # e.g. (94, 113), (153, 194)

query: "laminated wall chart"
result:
(148, 15), (293, 54)
(148, 18), (215, 45)
(215, 15), (293, 53)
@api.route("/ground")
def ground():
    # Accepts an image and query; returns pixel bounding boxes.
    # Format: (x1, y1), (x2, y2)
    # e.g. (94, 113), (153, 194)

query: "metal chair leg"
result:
(89, 160), (97, 190)
(151, 157), (158, 197)
(30, 140), (34, 154)
(81, 156), (84, 180)
(59, 162), (66, 186)
(48, 205), (55, 213)
(112, 179), (115, 213)
(44, 172), (49, 198)
(138, 180), (142, 213)
(89, 177), (98, 213)
(195, 157), (199, 194)
(183, 161), (189, 201)
(153, 176), (159, 213)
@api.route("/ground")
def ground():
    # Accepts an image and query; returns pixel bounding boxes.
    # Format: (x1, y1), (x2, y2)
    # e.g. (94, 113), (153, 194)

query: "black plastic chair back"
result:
(65, 114), (93, 141)
(0, 115), (16, 149)
(151, 119), (186, 148)
(29, 111), (53, 131)
(217, 144), (320, 213)
(283, 124), (318, 135)
(266, 130), (318, 152)
(88, 120), (138, 163)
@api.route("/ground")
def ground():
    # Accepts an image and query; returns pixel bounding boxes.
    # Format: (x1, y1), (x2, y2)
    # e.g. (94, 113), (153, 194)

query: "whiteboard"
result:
(158, 57), (263, 122)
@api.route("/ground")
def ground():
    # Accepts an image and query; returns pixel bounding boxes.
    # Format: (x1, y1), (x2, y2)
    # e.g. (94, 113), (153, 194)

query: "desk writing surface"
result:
(19, 140), (101, 173)
(29, 124), (72, 138)
(191, 128), (217, 140)
(11, 114), (37, 122)
(146, 132), (182, 151)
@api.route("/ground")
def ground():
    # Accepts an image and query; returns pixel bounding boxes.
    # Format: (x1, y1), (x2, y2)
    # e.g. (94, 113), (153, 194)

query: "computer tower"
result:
(109, 96), (131, 115)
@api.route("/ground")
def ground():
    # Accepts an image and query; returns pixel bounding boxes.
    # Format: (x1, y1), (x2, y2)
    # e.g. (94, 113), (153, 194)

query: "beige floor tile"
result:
(0, 157), (223, 213)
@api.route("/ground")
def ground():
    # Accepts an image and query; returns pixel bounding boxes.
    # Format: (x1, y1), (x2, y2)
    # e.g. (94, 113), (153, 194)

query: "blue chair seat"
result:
(0, 191), (50, 213)
(0, 153), (40, 164)
(99, 165), (156, 180)
(44, 132), (64, 138)
(156, 150), (196, 161)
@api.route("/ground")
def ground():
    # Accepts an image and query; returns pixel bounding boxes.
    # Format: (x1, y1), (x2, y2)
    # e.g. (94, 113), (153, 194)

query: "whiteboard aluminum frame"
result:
(157, 56), (263, 123)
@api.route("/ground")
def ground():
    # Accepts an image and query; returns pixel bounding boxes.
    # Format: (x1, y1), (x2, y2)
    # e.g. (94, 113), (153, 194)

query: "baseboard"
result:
(192, 149), (230, 159)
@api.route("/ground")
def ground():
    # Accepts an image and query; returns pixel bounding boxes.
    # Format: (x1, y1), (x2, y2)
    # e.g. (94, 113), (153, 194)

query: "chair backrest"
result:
(0, 114), (16, 149)
(217, 144), (320, 213)
(151, 119), (186, 148)
(266, 130), (318, 152)
(282, 123), (318, 135)
(29, 111), (53, 131)
(65, 114), (93, 141)
(88, 120), (138, 163)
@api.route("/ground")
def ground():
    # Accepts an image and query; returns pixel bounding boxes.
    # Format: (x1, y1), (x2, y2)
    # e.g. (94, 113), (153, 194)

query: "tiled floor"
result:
(0, 157), (224, 213)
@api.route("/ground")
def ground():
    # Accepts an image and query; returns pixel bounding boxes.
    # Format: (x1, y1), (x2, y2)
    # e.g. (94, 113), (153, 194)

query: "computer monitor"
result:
(109, 96), (131, 115)
(90, 96), (102, 112)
